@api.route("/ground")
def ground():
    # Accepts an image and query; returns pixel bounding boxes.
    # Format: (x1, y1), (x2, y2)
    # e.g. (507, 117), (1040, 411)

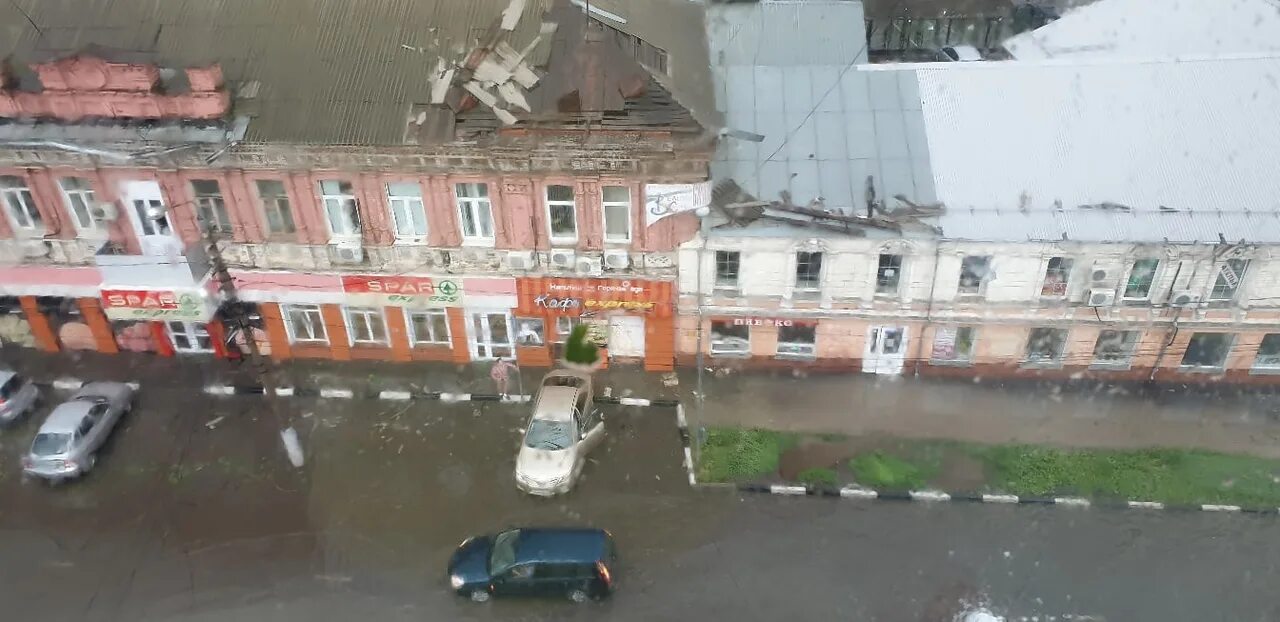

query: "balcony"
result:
(94, 240), (212, 289)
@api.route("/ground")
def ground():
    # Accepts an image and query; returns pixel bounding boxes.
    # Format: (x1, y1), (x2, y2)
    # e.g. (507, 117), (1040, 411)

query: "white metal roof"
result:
(910, 55), (1280, 243)
(1004, 0), (1280, 61)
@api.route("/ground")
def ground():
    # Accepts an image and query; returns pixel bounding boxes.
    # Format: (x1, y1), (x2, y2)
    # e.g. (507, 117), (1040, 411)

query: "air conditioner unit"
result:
(1170, 291), (1201, 307)
(576, 256), (603, 276)
(329, 240), (364, 264)
(549, 249), (576, 270)
(1085, 289), (1116, 307)
(506, 250), (536, 270)
(1090, 266), (1111, 283)
(90, 202), (119, 222)
(603, 249), (631, 270)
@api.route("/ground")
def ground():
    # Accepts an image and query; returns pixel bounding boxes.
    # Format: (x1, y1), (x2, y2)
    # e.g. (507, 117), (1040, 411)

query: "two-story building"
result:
(682, 0), (1280, 384)
(0, 0), (716, 372)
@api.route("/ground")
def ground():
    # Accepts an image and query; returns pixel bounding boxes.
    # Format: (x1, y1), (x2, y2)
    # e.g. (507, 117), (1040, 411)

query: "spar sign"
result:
(341, 275), (462, 308)
(101, 289), (210, 320)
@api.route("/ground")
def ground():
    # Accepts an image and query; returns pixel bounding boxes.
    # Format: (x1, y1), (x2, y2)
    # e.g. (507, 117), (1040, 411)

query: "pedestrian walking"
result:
(490, 357), (516, 397)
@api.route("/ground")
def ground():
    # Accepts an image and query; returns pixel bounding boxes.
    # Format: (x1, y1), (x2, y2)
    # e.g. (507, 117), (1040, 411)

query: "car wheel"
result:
(469, 589), (490, 603)
(568, 588), (589, 603)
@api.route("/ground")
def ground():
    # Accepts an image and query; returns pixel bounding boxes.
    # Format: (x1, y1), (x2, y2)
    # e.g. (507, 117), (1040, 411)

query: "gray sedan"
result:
(22, 382), (134, 481)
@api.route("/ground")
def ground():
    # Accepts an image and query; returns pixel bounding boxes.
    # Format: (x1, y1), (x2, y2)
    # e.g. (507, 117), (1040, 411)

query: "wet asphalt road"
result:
(0, 389), (1276, 621)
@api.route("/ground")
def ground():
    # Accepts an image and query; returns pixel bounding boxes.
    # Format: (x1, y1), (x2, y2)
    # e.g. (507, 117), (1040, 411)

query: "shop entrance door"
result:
(607, 316), (645, 357)
(471, 312), (514, 359)
(167, 321), (213, 353)
(862, 325), (907, 375)
(122, 180), (183, 256)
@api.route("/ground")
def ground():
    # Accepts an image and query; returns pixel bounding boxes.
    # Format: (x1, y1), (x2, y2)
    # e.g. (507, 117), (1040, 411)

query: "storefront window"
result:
(1181, 333), (1233, 370)
(554, 316), (581, 343)
(1024, 327), (1067, 365)
(516, 318), (545, 346)
(1254, 334), (1280, 370)
(407, 310), (450, 345)
(167, 321), (213, 353)
(931, 326), (975, 363)
(776, 324), (816, 358)
(1091, 330), (1140, 367)
(345, 307), (387, 346)
(114, 320), (156, 352)
(285, 304), (327, 344)
(472, 312), (513, 359)
(710, 320), (749, 356)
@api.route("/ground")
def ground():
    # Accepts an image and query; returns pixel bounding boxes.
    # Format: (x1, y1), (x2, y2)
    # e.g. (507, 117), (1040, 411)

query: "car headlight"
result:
(450, 574), (465, 589)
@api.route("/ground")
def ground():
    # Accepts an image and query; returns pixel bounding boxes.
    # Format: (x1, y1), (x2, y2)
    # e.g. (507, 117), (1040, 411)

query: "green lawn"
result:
(695, 427), (1280, 507)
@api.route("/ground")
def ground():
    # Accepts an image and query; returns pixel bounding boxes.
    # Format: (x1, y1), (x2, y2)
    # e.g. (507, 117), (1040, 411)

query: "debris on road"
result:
(204, 416), (225, 430)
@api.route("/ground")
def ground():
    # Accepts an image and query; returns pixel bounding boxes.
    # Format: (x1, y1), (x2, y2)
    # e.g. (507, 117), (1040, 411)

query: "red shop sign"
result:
(516, 277), (672, 318)
(731, 317), (799, 328)
(102, 289), (179, 309)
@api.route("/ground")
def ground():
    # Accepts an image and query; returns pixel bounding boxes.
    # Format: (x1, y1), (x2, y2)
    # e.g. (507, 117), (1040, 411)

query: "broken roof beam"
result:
(765, 203), (902, 233)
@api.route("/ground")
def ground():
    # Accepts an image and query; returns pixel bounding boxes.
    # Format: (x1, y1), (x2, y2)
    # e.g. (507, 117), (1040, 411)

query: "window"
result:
(715, 251), (740, 288)
(1024, 327), (1067, 364)
(319, 180), (360, 237)
(191, 179), (231, 235)
(958, 256), (991, 295)
(710, 320), (750, 356)
(1181, 333), (1233, 369)
(776, 324), (817, 358)
(601, 186), (631, 242)
(1091, 330), (1140, 366)
(387, 182), (427, 240)
(455, 183), (494, 241)
(546, 185), (577, 242)
(1209, 259), (1248, 301)
(1041, 257), (1073, 297)
(407, 311), (450, 345)
(1123, 259), (1160, 299)
(58, 178), (97, 232)
(931, 326), (975, 362)
(795, 252), (823, 291)
(344, 307), (387, 346)
(0, 175), (40, 231)
(1253, 334), (1280, 370)
(285, 304), (327, 344)
(876, 254), (903, 294)
(554, 316), (581, 343)
(256, 180), (296, 234)
(516, 318), (545, 346)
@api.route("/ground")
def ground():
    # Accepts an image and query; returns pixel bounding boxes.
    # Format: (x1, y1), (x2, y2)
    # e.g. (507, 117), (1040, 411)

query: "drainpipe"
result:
(911, 241), (943, 376)
(692, 206), (711, 465)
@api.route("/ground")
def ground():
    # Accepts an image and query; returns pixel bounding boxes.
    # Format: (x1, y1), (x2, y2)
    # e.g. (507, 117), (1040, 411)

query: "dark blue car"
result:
(447, 527), (616, 603)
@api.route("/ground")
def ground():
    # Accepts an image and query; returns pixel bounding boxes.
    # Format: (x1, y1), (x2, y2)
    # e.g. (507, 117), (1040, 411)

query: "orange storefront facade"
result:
(513, 277), (676, 371)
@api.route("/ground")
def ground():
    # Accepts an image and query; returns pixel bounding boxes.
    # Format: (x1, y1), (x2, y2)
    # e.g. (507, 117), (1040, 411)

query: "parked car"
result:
(448, 527), (616, 603)
(940, 44), (983, 61)
(514, 370), (604, 495)
(21, 382), (134, 480)
(0, 370), (39, 426)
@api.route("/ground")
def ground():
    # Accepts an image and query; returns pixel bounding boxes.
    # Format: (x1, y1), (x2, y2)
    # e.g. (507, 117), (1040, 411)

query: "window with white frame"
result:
(285, 304), (327, 344)
(58, 177), (97, 232)
(1122, 258), (1160, 299)
(1209, 259), (1248, 301)
(931, 326), (975, 363)
(1181, 333), (1233, 369)
(344, 306), (387, 346)
(601, 186), (631, 242)
(776, 323), (817, 358)
(455, 183), (494, 242)
(191, 179), (231, 235)
(1253, 334), (1280, 370)
(1024, 327), (1067, 365)
(256, 179), (296, 234)
(0, 175), (41, 232)
(710, 320), (750, 356)
(958, 256), (991, 295)
(545, 184), (577, 242)
(875, 254), (903, 294)
(715, 250), (740, 288)
(1041, 257), (1073, 297)
(319, 180), (361, 237)
(407, 310), (451, 345)
(554, 316), (581, 343)
(386, 182), (428, 241)
(794, 251), (823, 291)
(1091, 330), (1140, 366)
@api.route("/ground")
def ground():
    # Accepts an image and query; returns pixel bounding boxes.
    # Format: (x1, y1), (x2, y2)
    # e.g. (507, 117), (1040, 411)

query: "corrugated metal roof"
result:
(905, 55), (1280, 242)
(1004, 0), (1280, 60)
(707, 1), (936, 215)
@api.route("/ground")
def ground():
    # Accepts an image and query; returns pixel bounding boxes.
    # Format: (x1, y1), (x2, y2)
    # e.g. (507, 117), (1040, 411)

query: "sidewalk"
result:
(5, 346), (1280, 458)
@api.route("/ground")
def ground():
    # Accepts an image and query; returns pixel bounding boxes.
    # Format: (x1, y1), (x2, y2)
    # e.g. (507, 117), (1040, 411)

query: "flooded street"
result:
(0, 387), (1276, 621)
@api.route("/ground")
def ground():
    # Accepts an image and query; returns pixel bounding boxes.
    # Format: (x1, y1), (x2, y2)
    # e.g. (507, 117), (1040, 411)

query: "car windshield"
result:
(31, 432), (73, 456)
(524, 419), (572, 451)
(488, 529), (520, 575)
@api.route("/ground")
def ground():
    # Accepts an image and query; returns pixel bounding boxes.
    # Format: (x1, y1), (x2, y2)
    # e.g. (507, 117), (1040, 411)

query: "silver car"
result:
(0, 370), (40, 426)
(514, 370), (605, 496)
(22, 382), (134, 480)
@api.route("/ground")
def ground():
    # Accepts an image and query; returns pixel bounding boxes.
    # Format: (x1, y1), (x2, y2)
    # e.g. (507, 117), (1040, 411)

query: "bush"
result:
(797, 467), (838, 487)
(849, 451), (928, 490)
(697, 428), (796, 482)
(562, 324), (600, 366)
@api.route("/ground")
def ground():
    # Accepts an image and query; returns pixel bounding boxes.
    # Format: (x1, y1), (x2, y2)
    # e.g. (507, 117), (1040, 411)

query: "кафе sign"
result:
(515, 277), (673, 317)
(341, 275), (463, 308)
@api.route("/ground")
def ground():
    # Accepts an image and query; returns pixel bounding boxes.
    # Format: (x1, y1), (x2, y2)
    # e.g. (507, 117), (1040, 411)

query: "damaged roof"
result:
(0, 0), (712, 146)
